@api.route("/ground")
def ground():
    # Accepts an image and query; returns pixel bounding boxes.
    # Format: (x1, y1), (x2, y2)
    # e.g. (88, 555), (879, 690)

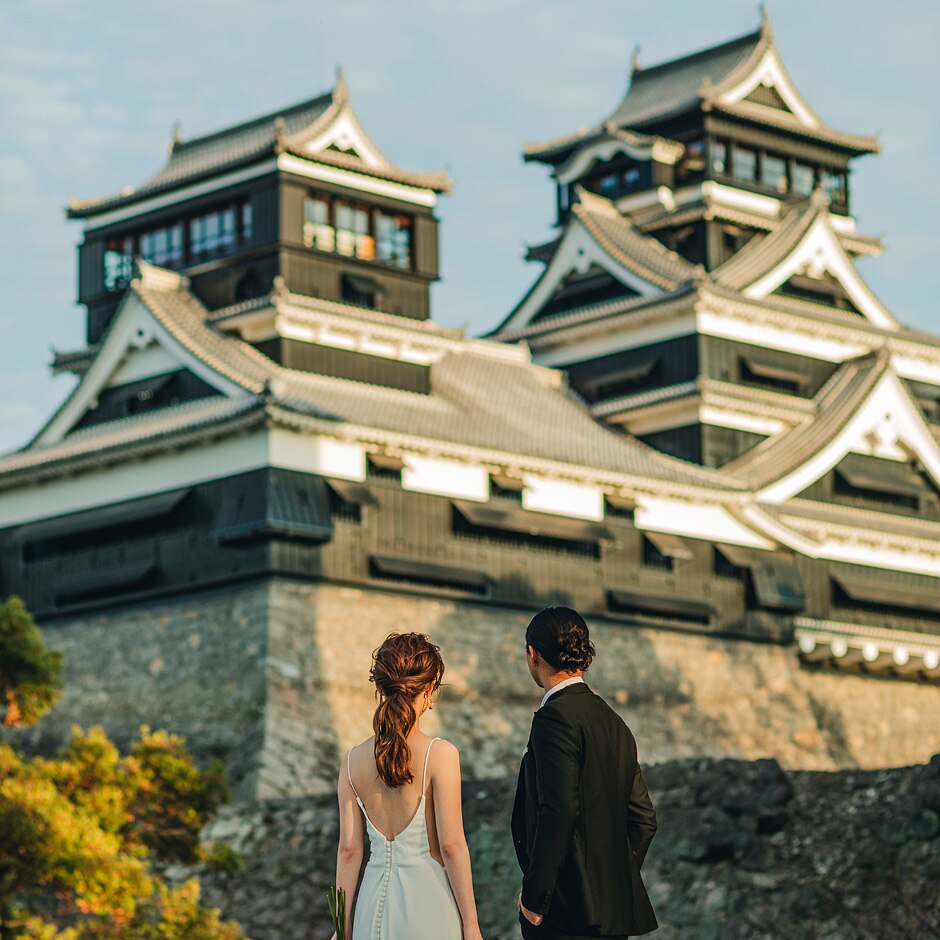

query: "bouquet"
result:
(328, 885), (347, 940)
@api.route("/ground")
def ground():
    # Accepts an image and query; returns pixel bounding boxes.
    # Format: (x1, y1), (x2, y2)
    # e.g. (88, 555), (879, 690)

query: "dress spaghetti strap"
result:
(346, 749), (362, 803)
(421, 737), (440, 796)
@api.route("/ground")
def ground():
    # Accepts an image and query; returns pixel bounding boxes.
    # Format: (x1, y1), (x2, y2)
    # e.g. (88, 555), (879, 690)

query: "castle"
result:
(2, 14), (938, 799)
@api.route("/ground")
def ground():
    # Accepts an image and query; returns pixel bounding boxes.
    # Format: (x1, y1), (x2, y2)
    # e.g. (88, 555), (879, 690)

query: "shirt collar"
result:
(539, 675), (584, 709)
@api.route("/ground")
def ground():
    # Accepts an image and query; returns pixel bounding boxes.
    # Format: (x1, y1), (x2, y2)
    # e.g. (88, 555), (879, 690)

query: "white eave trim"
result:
(756, 371), (940, 504)
(717, 47), (820, 128)
(33, 292), (247, 447)
(743, 216), (898, 331)
(501, 216), (666, 334)
(277, 153), (437, 208)
(300, 105), (386, 167)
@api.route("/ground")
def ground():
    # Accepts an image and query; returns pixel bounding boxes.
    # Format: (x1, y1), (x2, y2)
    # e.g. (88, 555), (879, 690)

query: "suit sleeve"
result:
(520, 705), (581, 915)
(627, 763), (657, 868)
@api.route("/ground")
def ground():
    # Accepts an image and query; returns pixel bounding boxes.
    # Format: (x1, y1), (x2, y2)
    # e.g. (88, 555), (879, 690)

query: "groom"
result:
(512, 607), (658, 939)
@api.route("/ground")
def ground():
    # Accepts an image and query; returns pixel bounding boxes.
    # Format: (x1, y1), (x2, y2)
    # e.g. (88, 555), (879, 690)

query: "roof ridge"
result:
(630, 27), (762, 80)
(173, 89), (334, 152)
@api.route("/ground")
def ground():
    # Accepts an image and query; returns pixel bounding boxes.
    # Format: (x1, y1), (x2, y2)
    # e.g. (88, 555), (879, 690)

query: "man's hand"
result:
(517, 894), (543, 926)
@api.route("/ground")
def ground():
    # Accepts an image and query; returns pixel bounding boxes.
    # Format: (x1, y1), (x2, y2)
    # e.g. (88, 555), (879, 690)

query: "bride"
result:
(331, 632), (484, 940)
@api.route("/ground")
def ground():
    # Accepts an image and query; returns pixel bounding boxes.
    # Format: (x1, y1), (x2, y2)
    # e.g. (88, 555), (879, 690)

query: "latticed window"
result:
(103, 236), (133, 291)
(303, 195), (334, 251)
(792, 162), (814, 196)
(731, 146), (757, 181)
(335, 201), (373, 259)
(710, 140), (727, 175)
(762, 153), (788, 193)
(190, 206), (238, 258)
(140, 224), (183, 266)
(822, 169), (846, 206)
(375, 211), (412, 269)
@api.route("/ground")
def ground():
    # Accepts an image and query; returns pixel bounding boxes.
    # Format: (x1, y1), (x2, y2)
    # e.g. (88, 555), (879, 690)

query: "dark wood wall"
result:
(7, 468), (935, 651)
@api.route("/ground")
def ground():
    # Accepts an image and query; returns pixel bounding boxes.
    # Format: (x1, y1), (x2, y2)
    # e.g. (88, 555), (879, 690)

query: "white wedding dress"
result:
(348, 738), (462, 939)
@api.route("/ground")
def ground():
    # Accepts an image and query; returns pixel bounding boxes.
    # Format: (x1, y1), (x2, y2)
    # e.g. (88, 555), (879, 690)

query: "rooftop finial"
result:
(167, 120), (182, 155)
(631, 44), (642, 73)
(759, 3), (773, 39)
(334, 64), (348, 102)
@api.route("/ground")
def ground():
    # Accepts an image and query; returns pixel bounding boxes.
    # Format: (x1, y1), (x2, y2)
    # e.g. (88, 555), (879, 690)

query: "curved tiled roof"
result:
(5, 265), (741, 494)
(67, 93), (335, 217)
(572, 190), (700, 290)
(721, 352), (889, 489)
(711, 101), (879, 155)
(0, 396), (266, 488)
(67, 80), (450, 218)
(610, 29), (763, 129)
(711, 196), (824, 290)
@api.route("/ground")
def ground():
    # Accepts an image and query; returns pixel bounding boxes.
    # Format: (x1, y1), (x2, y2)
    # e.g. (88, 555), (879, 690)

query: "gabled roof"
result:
(525, 13), (877, 166)
(2, 262), (739, 494)
(494, 189), (699, 335)
(723, 350), (940, 502)
(572, 191), (701, 288)
(711, 189), (898, 330)
(67, 74), (449, 218)
(610, 27), (764, 129)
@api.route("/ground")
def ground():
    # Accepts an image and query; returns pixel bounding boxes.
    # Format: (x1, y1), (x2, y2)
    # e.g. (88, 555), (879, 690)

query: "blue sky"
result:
(1, 0), (937, 454)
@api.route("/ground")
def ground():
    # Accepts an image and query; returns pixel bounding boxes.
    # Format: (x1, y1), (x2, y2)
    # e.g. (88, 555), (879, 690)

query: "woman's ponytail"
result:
(369, 633), (444, 789)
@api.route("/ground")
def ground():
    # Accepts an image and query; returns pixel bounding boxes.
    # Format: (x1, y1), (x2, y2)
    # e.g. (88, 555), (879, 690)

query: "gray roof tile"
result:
(609, 29), (762, 129)
(4, 267), (740, 493)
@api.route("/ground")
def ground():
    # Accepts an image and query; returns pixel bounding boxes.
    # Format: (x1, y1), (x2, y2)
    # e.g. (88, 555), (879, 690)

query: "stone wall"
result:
(6, 582), (269, 800)
(264, 579), (940, 796)
(182, 754), (940, 940)
(8, 576), (940, 801)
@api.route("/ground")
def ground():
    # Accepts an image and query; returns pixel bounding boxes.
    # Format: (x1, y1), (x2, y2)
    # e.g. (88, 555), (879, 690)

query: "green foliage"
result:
(0, 597), (62, 728)
(0, 598), (244, 939)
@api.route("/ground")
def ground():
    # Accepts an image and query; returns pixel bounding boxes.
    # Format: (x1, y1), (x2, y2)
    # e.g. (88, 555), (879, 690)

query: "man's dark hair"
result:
(525, 606), (595, 672)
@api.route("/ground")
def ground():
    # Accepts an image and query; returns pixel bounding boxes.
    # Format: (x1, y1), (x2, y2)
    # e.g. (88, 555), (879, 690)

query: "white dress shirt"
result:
(539, 675), (585, 709)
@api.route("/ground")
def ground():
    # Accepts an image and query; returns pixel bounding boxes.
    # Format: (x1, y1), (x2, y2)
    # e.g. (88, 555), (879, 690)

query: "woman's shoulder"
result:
(427, 736), (460, 764)
(345, 737), (375, 765)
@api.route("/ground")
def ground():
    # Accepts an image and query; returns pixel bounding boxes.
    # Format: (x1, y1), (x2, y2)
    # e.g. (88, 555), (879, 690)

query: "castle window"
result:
(762, 153), (788, 193)
(731, 146), (757, 182)
(599, 172), (618, 196)
(822, 169), (847, 207)
(375, 210), (412, 269)
(140, 223), (183, 267)
(641, 532), (691, 571)
(190, 205), (237, 259)
(739, 356), (808, 395)
(710, 140), (727, 175)
(792, 162), (814, 196)
(336, 200), (373, 259)
(303, 195), (334, 251)
(103, 236), (133, 291)
(678, 140), (705, 180)
(341, 272), (381, 309)
(242, 202), (254, 241)
(623, 166), (641, 188)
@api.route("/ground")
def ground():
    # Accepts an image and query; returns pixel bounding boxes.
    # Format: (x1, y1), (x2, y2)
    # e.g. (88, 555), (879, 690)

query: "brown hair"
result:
(369, 633), (444, 788)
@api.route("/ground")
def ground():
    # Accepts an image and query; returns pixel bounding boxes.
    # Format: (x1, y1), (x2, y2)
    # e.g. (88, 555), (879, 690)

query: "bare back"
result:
(347, 731), (446, 864)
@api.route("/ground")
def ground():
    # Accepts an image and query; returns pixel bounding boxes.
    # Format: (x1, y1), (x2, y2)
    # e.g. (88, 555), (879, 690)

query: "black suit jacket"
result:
(511, 683), (658, 937)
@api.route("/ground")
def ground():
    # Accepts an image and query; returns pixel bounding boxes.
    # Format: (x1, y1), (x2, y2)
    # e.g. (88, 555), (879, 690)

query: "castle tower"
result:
(65, 72), (450, 350)
(493, 13), (906, 470)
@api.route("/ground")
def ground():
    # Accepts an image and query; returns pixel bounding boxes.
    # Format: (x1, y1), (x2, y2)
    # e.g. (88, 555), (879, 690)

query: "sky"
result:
(1, 0), (937, 454)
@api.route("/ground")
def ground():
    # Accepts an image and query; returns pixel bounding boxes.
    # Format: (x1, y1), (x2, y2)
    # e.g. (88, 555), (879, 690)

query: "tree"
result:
(0, 597), (244, 939)
(0, 597), (62, 728)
